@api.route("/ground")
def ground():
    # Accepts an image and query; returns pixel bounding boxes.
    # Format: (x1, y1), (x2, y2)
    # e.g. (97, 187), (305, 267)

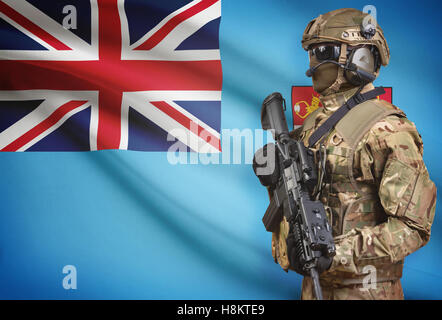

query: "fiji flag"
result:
(1, 0), (441, 301)
(0, 0), (221, 152)
(1, 0), (279, 300)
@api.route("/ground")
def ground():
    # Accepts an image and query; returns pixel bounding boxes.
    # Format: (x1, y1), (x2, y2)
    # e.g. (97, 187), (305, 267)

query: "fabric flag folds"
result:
(0, 0), (222, 152)
(0, 0), (441, 300)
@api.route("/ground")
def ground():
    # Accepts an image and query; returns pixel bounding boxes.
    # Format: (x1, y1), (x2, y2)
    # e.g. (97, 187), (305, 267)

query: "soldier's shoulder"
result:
(367, 99), (417, 137)
(369, 98), (407, 119)
(300, 107), (322, 133)
(364, 101), (424, 155)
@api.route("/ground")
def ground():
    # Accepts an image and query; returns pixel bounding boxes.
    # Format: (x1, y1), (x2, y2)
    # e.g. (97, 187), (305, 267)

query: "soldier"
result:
(270, 8), (437, 299)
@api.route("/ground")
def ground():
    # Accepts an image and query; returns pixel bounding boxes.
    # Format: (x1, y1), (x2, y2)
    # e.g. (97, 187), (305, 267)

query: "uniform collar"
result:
(319, 83), (376, 114)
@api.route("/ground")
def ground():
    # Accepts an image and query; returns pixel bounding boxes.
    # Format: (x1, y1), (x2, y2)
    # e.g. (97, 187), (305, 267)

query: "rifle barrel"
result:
(310, 268), (323, 300)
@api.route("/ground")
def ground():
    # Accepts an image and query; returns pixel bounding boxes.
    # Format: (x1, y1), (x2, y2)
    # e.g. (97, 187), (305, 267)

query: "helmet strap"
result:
(321, 43), (348, 96)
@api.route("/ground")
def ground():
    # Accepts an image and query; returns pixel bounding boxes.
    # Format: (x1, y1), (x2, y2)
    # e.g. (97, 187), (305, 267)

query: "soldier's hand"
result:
(316, 256), (333, 274)
(287, 233), (332, 276)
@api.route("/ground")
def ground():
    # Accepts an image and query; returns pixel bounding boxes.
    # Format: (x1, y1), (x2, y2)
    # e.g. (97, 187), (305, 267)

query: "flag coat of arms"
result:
(291, 86), (393, 128)
(0, 0), (222, 152)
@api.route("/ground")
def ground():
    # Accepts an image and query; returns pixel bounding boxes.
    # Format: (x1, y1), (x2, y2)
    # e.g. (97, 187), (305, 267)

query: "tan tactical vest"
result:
(272, 98), (406, 286)
(302, 98), (403, 230)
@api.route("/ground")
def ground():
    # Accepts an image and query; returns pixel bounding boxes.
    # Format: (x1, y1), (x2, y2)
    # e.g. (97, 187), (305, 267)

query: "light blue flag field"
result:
(0, 0), (441, 299)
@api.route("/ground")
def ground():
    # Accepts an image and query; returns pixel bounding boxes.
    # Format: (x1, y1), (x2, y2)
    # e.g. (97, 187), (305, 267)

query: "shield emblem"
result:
(291, 86), (393, 128)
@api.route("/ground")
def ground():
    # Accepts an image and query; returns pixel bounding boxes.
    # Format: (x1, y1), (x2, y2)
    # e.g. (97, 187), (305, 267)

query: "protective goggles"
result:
(308, 44), (341, 61)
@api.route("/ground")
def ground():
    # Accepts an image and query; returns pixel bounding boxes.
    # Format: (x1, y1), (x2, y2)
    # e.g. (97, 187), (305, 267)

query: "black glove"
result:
(316, 255), (333, 274)
(286, 233), (332, 276)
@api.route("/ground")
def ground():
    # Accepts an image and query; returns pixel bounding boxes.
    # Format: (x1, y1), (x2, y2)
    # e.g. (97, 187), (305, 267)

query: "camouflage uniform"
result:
(271, 83), (437, 299)
(269, 8), (437, 299)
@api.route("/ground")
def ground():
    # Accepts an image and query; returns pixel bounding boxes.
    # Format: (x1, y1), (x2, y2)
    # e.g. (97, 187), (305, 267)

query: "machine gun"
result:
(253, 92), (336, 300)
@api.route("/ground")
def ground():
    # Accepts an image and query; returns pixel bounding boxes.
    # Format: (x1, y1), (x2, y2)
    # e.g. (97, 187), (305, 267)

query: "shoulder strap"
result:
(308, 87), (386, 148)
(334, 98), (405, 194)
(301, 107), (322, 133)
(335, 99), (404, 147)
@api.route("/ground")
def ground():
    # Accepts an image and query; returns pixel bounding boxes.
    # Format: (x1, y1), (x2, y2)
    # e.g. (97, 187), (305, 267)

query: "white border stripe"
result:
(129, 0), (201, 49)
(0, 90), (97, 150)
(122, 0), (221, 61)
(166, 100), (219, 138)
(0, 0), (97, 60)
(120, 91), (221, 152)
(19, 102), (91, 151)
(0, 11), (55, 50)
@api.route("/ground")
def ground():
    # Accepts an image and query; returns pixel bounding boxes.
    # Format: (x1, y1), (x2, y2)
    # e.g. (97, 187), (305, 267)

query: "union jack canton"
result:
(0, 0), (222, 152)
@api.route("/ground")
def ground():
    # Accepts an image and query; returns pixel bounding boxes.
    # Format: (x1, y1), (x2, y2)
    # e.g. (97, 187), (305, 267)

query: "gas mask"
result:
(306, 43), (380, 96)
(308, 48), (340, 94)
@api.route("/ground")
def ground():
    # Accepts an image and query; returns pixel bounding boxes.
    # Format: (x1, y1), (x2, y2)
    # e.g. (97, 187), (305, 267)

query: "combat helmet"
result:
(302, 8), (389, 65)
(302, 8), (389, 94)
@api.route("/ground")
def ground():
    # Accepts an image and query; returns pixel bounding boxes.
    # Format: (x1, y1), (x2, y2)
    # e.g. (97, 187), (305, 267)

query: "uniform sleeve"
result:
(327, 115), (437, 275)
